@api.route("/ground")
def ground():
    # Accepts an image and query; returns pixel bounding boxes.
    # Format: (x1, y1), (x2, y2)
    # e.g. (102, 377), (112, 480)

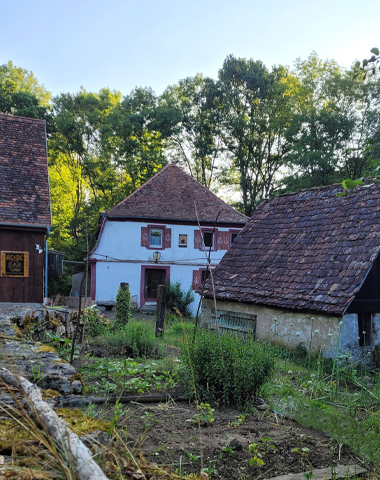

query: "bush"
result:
(170, 322), (195, 336)
(84, 307), (112, 337)
(166, 281), (194, 317)
(90, 320), (165, 358)
(181, 330), (275, 406)
(114, 283), (131, 329)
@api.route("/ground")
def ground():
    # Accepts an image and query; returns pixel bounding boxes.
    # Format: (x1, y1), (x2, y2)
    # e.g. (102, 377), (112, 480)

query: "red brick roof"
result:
(0, 114), (51, 228)
(203, 183), (380, 315)
(106, 164), (248, 224)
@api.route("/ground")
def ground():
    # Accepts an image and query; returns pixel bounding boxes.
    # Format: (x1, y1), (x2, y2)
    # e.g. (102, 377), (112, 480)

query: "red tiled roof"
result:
(106, 164), (248, 224)
(203, 183), (380, 315)
(0, 114), (51, 228)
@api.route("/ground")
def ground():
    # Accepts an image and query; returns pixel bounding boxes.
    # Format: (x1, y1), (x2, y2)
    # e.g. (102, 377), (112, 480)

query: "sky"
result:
(0, 0), (379, 98)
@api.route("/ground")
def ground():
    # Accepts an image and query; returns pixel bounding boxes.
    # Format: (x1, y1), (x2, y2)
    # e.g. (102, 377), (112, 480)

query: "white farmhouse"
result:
(90, 164), (247, 314)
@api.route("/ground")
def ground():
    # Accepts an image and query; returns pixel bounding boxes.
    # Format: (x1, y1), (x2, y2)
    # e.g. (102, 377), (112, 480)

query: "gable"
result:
(203, 183), (380, 315)
(0, 114), (51, 228)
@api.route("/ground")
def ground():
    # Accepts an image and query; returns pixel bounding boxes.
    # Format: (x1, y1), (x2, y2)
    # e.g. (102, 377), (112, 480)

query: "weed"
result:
(188, 402), (215, 426)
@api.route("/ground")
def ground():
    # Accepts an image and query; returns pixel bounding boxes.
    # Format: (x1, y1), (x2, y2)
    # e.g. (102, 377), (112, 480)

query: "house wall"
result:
(90, 219), (242, 313)
(0, 227), (46, 303)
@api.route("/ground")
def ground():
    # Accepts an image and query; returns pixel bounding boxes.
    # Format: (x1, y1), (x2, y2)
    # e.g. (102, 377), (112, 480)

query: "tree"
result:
(210, 55), (293, 216)
(0, 61), (51, 120)
(158, 74), (224, 189)
(281, 53), (380, 192)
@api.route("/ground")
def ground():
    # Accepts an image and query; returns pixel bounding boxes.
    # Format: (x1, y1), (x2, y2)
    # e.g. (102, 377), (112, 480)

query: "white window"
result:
(150, 228), (163, 247)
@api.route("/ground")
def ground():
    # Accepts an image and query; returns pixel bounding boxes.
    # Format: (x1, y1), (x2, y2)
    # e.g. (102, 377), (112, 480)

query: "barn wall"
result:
(201, 298), (342, 353)
(0, 228), (45, 303)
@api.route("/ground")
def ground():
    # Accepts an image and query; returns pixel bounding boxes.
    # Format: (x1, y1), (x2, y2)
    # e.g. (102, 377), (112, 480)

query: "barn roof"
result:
(106, 163), (248, 224)
(203, 182), (380, 315)
(0, 114), (51, 229)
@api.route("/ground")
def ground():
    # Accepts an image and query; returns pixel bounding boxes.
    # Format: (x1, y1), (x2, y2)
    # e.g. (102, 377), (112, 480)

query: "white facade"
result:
(90, 219), (241, 315)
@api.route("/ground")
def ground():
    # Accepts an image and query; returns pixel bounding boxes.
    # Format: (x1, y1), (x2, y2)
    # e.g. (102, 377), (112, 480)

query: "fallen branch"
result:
(0, 366), (109, 480)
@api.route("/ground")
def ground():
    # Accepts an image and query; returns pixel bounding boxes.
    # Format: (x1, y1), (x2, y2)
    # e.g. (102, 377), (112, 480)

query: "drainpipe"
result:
(45, 240), (48, 299)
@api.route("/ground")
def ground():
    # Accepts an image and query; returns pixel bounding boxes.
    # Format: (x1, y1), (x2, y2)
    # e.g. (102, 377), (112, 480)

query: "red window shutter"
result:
(192, 269), (201, 290)
(141, 227), (149, 247)
(164, 228), (172, 248)
(194, 230), (202, 250)
(219, 231), (230, 250)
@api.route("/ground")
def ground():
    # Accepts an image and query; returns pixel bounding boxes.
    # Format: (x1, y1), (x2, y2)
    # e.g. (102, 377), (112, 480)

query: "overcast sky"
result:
(1, 0), (378, 97)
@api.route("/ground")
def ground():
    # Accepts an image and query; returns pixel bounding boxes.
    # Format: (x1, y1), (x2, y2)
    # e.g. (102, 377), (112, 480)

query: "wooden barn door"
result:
(0, 228), (45, 303)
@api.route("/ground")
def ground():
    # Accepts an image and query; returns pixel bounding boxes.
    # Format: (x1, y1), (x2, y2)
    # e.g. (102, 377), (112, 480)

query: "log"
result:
(0, 367), (109, 480)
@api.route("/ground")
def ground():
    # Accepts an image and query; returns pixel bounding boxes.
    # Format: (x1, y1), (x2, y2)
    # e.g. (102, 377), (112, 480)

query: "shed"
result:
(201, 182), (380, 361)
(0, 114), (51, 303)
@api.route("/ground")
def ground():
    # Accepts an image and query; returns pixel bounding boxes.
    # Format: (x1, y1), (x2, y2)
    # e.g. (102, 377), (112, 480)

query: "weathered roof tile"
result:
(203, 183), (380, 315)
(106, 164), (247, 224)
(0, 114), (51, 228)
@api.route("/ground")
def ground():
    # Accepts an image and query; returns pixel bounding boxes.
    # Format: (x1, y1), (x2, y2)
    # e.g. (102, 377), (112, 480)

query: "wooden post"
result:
(155, 284), (166, 337)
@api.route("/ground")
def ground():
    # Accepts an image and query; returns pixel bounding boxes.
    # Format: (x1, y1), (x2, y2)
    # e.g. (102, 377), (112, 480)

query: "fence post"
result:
(156, 284), (166, 337)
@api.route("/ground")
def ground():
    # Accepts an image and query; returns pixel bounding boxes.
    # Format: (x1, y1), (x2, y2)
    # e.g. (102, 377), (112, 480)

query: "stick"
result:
(0, 367), (109, 480)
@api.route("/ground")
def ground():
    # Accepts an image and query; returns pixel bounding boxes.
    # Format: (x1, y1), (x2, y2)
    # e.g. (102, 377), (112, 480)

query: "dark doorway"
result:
(145, 269), (165, 301)
(358, 313), (372, 346)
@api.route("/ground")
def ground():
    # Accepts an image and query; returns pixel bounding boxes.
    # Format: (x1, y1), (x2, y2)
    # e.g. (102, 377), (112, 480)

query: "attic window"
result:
(150, 228), (162, 247)
(231, 232), (239, 244)
(203, 231), (213, 248)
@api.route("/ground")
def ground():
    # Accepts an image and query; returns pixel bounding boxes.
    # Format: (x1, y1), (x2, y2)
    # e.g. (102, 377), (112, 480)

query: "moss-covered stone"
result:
(55, 408), (110, 436)
(41, 388), (61, 399)
(35, 346), (57, 354)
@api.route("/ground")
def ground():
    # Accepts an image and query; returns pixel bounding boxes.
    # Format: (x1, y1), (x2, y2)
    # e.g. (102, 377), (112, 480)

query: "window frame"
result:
(146, 224), (166, 250)
(200, 227), (218, 251)
(229, 229), (241, 247)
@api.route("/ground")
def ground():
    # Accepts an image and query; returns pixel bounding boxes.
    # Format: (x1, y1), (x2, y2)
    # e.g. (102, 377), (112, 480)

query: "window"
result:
(358, 313), (372, 346)
(203, 231), (213, 248)
(150, 228), (162, 247)
(201, 269), (210, 284)
(231, 232), (239, 244)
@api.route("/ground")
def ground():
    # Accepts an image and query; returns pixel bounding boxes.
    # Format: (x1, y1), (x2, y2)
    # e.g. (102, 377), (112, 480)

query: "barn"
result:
(0, 114), (51, 303)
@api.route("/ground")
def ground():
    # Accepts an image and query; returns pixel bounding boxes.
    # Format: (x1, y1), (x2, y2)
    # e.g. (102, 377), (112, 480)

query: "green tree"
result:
(0, 61), (51, 120)
(211, 55), (293, 215)
(158, 74), (224, 189)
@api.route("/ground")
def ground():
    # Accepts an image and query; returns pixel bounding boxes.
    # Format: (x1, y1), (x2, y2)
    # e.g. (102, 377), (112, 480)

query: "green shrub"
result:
(171, 322), (195, 336)
(83, 307), (112, 337)
(181, 330), (275, 406)
(90, 321), (165, 358)
(166, 281), (194, 317)
(114, 283), (131, 329)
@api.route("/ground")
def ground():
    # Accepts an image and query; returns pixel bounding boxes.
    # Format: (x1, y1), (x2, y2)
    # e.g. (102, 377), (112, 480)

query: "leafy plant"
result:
(181, 330), (275, 406)
(165, 281), (194, 317)
(84, 307), (112, 337)
(114, 283), (132, 329)
(188, 402), (215, 426)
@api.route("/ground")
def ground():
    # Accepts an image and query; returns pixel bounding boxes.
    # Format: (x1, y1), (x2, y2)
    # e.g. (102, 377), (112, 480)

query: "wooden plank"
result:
(267, 464), (365, 480)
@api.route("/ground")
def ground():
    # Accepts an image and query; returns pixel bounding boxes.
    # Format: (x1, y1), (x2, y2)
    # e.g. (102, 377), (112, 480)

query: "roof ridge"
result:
(0, 113), (45, 123)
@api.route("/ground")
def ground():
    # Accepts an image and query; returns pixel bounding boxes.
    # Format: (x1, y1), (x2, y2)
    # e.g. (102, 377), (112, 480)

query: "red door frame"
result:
(140, 265), (170, 307)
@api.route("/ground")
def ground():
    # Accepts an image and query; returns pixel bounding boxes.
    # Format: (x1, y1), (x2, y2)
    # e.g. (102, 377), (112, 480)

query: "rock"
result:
(226, 436), (243, 451)
(256, 403), (270, 411)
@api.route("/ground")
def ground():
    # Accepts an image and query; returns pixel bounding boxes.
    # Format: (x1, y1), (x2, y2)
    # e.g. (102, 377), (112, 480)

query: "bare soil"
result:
(95, 399), (363, 480)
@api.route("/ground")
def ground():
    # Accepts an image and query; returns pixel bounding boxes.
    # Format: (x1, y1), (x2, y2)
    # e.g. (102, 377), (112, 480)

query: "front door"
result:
(145, 269), (165, 301)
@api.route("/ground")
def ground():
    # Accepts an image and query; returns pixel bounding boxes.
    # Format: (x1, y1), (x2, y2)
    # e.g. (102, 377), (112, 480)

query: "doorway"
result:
(141, 266), (170, 306)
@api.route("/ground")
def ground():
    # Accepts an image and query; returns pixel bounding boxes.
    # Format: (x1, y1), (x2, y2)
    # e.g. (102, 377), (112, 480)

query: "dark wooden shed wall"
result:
(0, 227), (45, 303)
(347, 254), (380, 313)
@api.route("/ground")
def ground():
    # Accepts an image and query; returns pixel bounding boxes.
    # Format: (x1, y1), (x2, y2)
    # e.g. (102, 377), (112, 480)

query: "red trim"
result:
(91, 262), (96, 300)
(140, 265), (170, 307)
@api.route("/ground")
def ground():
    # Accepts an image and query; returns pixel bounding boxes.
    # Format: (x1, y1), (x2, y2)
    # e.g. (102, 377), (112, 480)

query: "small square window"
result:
(358, 313), (372, 346)
(201, 269), (210, 283)
(150, 228), (162, 247)
(203, 231), (213, 248)
(231, 233), (239, 244)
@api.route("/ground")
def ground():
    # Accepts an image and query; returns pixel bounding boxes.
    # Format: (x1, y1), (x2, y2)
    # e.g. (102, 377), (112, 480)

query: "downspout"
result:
(45, 239), (48, 299)
(44, 119), (52, 301)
